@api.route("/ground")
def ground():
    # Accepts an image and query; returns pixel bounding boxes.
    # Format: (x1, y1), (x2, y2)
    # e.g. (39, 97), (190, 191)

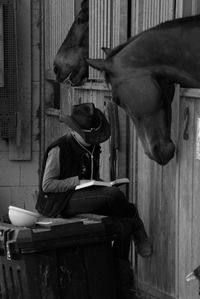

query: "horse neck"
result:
(63, 21), (88, 48)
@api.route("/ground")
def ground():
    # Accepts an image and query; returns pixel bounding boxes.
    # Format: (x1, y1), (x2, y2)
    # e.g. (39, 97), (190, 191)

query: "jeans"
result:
(63, 186), (137, 218)
(61, 186), (137, 260)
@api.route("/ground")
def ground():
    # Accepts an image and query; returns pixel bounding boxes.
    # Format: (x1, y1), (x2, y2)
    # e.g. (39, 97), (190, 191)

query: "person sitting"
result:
(35, 102), (152, 298)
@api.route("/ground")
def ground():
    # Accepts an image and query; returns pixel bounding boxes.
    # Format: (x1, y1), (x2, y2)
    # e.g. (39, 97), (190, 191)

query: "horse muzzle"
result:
(150, 140), (175, 165)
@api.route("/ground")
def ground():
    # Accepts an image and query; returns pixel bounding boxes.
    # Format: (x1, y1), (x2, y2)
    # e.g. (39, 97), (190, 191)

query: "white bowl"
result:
(8, 206), (39, 227)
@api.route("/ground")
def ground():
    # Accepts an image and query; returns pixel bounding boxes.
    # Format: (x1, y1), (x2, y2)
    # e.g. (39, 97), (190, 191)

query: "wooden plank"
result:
(192, 99), (200, 297)
(0, 4), (4, 87)
(175, 0), (184, 18)
(173, 85), (181, 299)
(176, 0), (193, 17)
(181, 88), (200, 99)
(48, 0), (74, 72)
(196, 0), (200, 13)
(118, 0), (127, 43)
(44, 113), (66, 148)
(131, 0), (137, 35)
(32, 3), (40, 82)
(138, 282), (175, 299)
(136, 92), (179, 298)
(137, 152), (177, 297)
(114, 0), (128, 192)
(182, 0), (193, 16)
(178, 97), (196, 299)
(9, 0), (31, 160)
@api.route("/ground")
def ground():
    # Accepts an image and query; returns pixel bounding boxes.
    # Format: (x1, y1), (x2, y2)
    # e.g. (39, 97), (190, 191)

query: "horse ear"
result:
(86, 59), (110, 71)
(101, 47), (112, 57)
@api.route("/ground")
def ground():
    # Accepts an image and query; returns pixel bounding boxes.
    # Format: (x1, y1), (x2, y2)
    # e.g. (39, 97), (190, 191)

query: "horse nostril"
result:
(54, 66), (58, 75)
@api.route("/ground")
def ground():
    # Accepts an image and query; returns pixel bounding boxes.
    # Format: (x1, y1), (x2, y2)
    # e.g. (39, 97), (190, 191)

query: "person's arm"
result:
(42, 147), (79, 193)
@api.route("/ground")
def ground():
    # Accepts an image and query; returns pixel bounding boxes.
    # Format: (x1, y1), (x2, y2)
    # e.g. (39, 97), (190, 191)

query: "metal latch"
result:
(186, 266), (200, 296)
(6, 240), (15, 260)
(0, 228), (16, 260)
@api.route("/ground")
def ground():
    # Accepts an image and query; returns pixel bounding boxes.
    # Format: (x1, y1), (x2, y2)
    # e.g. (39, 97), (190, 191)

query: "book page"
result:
(75, 178), (129, 190)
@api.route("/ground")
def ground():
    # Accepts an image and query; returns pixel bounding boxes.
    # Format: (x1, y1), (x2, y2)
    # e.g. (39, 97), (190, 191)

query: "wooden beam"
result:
(9, 0), (32, 160)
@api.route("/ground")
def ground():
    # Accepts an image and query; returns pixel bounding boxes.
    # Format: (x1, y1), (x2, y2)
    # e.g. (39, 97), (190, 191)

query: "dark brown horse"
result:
(87, 15), (200, 165)
(53, 0), (89, 85)
(54, 8), (200, 165)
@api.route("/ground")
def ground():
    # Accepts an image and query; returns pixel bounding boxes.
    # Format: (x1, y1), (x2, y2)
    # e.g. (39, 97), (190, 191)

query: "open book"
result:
(75, 178), (129, 190)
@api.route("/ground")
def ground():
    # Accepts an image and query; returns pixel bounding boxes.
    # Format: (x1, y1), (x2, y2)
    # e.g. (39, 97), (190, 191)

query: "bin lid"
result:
(0, 214), (115, 257)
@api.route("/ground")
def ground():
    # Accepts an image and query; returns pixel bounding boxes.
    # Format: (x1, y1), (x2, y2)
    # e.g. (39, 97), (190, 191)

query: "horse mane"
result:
(106, 33), (144, 59)
(155, 14), (200, 30)
(106, 14), (200, 58)
(80, 0), (89, 15)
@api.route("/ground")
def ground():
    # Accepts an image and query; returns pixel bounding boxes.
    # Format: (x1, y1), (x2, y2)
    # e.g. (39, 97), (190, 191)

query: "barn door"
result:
(0, 0), (18, 140)
(177, 90), (200, 299)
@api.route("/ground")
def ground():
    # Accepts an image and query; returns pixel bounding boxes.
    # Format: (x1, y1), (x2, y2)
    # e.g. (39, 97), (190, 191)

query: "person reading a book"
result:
(36, 103), (152, 297)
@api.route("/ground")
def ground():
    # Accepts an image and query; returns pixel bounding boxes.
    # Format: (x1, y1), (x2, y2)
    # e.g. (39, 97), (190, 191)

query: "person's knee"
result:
(105, 186), (126, 201)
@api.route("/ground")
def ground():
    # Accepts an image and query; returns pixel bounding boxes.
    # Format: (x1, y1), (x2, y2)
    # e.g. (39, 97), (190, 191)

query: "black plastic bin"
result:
(0, 214), (117, 299)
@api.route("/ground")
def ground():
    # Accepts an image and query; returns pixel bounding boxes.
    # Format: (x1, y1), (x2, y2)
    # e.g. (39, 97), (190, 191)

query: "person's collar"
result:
(71, 131), (91, 147)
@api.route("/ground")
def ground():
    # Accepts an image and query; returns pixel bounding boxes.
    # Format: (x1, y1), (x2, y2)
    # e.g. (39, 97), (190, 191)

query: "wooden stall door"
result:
(177, 90), (200, 299)
(135, 88), (180, 299)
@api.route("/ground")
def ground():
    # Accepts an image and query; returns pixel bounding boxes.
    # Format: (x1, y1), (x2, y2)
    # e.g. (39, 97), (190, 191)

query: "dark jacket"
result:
(35, 133), (101, 217)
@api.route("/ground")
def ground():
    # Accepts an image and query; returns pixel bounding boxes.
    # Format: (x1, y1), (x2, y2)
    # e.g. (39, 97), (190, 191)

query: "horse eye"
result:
(77, 16), (84, 24)
(77, 13), (88, 24)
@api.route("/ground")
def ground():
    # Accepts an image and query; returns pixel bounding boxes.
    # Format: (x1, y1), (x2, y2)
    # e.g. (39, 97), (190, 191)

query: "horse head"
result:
(87, 55), (175, 165)
(54, 0), (89, 86)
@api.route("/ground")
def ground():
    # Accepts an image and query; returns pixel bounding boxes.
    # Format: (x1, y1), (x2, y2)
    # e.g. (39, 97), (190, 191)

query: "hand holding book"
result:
(75, 178), (129, 190)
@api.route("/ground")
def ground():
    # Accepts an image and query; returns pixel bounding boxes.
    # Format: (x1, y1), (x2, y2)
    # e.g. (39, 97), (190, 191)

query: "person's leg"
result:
(131, 209), (153, 258)
(63, 187), (151, 298)
(63, 186), (136, 217)
(62, 186), (152, 258)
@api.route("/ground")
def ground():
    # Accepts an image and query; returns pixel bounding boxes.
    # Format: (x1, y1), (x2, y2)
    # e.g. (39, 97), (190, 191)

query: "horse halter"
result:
(63, 72), (73, 86)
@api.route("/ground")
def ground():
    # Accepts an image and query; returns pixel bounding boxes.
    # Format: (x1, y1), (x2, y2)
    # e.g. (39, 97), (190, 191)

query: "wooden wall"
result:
(129, 1), (200, 298)
(177, 89), (200, 299)
(0, 0), (41, 217)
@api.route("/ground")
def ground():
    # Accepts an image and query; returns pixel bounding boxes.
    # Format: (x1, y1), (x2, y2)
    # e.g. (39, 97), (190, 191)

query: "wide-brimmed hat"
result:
(60, 103), (111, 144)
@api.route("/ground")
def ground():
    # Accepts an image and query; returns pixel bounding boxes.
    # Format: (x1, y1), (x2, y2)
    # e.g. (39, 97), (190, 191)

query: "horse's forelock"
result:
(81, 0), (89, 12)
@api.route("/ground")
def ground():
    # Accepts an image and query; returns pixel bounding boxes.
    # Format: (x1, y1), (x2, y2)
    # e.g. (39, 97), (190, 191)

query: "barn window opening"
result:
(0, 4), (4, 88)
(0, 0), (18, 139)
